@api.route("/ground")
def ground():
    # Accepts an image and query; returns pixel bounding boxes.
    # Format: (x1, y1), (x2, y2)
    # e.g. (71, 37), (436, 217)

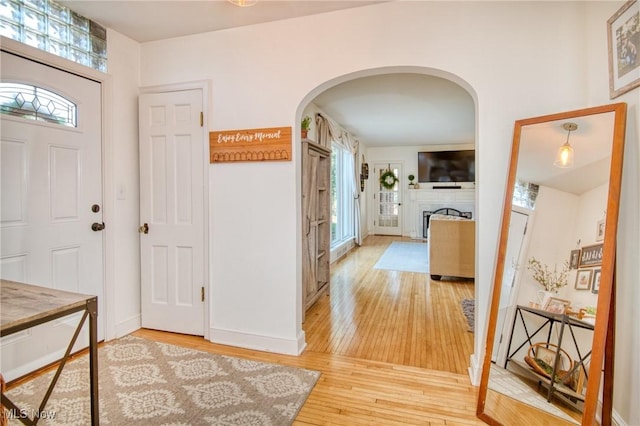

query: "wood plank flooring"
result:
(304, 235), (475, 375)
(7, 235), (484, 425)
(136, 235), (481, 425)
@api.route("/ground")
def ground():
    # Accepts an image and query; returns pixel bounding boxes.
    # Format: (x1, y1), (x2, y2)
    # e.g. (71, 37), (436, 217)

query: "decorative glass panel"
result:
(513, 180), (539, 210)
(0, 1), (20, 21)
(0, 0), (107, 72)
(0, 82), (77, 127)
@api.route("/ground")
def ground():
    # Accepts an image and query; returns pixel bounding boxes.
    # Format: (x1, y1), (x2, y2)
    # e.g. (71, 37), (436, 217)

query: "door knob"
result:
(91, 222), (105, 231)
(139, 223), (149, 234)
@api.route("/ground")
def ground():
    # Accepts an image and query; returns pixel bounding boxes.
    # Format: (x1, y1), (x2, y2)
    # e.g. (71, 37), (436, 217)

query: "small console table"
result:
(504, 304), (594, 404)
(0, 279), (99, 425)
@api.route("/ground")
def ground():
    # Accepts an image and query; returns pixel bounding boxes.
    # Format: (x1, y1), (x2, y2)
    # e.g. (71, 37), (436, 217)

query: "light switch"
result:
(116, 184), (126, 200)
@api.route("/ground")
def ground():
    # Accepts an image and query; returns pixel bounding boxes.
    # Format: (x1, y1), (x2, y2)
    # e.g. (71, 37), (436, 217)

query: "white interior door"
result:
(0, 51), (104, 381)
(139, 89), (205, 336)
(493, 209), (529, 364)
(373, 162), (403, 235)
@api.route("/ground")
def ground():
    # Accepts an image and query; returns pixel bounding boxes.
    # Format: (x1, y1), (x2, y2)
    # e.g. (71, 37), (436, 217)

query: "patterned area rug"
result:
(461, 298), (475, 332)
(374, 241), (429, 273)
(4, 335), (319, 425)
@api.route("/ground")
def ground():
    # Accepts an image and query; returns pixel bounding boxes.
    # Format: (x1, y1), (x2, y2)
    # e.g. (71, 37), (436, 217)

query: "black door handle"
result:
(91, 222), (105, 231)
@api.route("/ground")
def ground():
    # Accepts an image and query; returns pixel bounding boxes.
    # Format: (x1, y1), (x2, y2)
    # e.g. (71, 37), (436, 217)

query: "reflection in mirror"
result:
(477, 103), (627, 426)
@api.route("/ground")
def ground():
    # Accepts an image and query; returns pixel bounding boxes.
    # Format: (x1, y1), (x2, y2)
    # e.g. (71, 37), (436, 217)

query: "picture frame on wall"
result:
(608, 0), (640, 98)
(592, 269), (602, 294)
(575, 269), (593, 291)
(579, 243), (603, 268)
(569, 249), (581, 269)
(596, 219), (605, 242)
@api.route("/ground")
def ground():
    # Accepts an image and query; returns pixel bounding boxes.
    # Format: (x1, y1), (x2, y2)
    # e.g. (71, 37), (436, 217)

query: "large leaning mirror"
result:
(477, 103), (627, 426)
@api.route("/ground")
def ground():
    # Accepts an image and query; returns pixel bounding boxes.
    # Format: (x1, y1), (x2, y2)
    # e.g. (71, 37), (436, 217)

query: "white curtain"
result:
(341, 132), (362, 246)
(316, 114), (341, 149)
(316, 113), (363, 246)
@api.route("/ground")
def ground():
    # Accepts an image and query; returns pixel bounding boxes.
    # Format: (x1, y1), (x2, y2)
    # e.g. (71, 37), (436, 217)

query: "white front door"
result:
(139, 89), (205, 336)
(0, 51), (104, 380)
(373, 162), (403, 236)
(493, 209), (529, 364)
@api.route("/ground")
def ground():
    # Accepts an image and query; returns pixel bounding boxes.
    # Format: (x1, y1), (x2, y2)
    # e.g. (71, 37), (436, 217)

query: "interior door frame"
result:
(139, 81), (211, 340)
(0, 36), (116, 339)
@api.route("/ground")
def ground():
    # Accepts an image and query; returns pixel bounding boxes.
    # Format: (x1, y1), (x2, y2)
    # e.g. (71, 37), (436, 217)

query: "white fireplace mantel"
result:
(407, 186), (475, 239)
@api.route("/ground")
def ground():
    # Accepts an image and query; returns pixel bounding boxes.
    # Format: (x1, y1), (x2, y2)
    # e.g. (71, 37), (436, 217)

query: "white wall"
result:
(121, 2), (640, 423)
(105, 30), (143, 338)
(139, 0), (595, 357)
(516, 186), (579, 309)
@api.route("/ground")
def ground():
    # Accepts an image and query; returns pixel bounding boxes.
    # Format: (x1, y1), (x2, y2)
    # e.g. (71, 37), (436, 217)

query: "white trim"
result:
(1, 36), (116, 342)
(139, 80), (211, 340)
(115, 314), (141, 338)
(612, 408), (627, 426)
(210, 327), (307, 355)
(468, 353), (482, 386)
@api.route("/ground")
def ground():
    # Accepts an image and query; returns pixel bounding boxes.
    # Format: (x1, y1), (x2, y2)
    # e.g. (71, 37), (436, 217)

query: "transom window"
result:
(0, 82), (77, 126)
(0, 0), (107, 72)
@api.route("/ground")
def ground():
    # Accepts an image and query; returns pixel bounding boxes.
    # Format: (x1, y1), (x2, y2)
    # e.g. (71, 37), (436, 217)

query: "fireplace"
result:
(423, 208), (472, 239)
(408, 186), (475, 239)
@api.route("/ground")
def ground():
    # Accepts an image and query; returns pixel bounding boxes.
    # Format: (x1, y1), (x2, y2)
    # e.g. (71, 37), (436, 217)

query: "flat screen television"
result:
(418, 150), (475, 183)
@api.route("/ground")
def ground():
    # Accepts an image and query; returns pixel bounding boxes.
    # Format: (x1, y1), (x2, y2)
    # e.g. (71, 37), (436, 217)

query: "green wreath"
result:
(379, 169), (398, 190)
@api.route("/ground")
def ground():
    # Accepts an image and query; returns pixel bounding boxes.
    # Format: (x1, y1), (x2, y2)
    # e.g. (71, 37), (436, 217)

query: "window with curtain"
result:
(330, 141), (355, 247)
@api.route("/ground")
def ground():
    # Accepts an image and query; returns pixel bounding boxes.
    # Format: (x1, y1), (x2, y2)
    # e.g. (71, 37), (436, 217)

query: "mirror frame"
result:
(476, 103), (627, 426)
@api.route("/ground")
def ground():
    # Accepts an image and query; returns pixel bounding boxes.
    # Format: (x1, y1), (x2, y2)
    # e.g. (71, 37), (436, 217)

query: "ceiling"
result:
(59, 0), (386, 44)
(59, 0), (476, 149)
(518, 112), (615, 195)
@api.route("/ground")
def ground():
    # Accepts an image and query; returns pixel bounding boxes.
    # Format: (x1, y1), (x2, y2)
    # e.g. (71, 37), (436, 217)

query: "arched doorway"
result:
(297, 67), (479, 375)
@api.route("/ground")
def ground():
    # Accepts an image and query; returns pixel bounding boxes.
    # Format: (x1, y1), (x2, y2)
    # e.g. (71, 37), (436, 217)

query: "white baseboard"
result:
(114, 314), (141, 339)
(468, 353), (482, 386)
(612, 408), (626, 426)
(210, 327), (306, 355)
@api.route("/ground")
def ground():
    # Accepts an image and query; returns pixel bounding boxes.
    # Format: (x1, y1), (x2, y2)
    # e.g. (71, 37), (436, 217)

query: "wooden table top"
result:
(1, 279), (95, 334)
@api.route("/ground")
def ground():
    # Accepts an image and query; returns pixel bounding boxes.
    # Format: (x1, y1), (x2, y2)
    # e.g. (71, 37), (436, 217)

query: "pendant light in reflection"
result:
(554, 122), (577, 168)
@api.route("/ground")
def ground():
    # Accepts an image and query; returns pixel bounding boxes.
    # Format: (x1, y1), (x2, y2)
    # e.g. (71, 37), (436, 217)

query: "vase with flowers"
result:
(527, 257), (569, 309)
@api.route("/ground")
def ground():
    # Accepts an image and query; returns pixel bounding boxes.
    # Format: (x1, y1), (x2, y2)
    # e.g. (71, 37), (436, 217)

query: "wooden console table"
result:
(504, 304), (594, 404)
(0, 280), (99, 425)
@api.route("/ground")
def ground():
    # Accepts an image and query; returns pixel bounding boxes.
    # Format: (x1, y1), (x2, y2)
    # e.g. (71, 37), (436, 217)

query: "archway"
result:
(296, 66), (479, 374)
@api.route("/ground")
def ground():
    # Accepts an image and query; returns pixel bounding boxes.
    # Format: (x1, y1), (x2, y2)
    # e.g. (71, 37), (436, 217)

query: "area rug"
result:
(489, 365), (578, 424)
(4, 335), (320, 425)
(374, 241), (429, 273)
(461, 298), (475, 332)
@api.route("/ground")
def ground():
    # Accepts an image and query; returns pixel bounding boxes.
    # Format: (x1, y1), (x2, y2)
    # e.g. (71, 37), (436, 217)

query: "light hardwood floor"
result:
(139, 235), (483, 425)
(7, 235), (485, 425)
(304, 235), (475, 375)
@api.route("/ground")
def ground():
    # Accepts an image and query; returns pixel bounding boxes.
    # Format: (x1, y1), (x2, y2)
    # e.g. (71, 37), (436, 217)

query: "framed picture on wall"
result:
(607, 0), (640, 98)
(596, 219), (605, 242)
(575, 269), (593, 291)
(569, 249), (581, 269)
(579, 243), (603, 268)
(592, 269), (602, 294)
